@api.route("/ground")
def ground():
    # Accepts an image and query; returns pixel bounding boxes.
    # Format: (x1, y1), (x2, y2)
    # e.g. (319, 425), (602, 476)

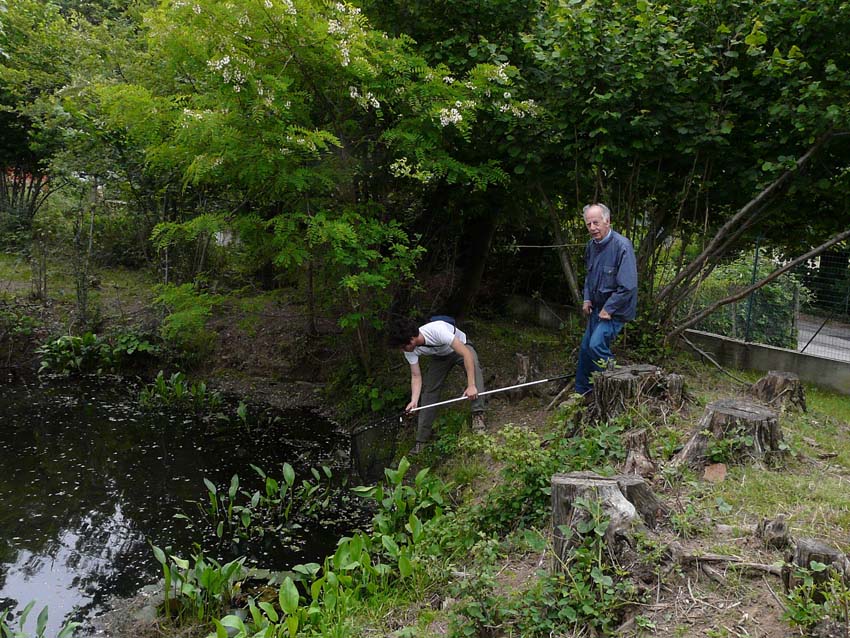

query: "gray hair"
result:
(582, 203), (611, 222)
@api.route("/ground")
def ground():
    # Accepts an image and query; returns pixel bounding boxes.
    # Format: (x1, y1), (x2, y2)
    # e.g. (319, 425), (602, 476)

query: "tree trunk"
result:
(445, 212), (498, 320)
(673, 399), (783, 469)
(750, 371), (806, 412)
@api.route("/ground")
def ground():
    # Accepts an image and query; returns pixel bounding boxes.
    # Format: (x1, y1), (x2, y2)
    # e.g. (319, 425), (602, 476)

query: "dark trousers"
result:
(417, 344), (485, 443)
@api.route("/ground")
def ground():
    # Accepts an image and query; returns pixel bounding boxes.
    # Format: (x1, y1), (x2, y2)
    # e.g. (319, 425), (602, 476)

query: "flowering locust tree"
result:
(94, 0), (519, 370)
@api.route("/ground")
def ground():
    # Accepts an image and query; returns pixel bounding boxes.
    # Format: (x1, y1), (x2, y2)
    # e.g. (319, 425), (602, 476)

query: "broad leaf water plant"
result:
(0, 602), (79, 638)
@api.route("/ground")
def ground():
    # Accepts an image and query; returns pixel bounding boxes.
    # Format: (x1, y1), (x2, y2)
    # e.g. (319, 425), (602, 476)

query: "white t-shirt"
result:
(403, 320), (468, 364)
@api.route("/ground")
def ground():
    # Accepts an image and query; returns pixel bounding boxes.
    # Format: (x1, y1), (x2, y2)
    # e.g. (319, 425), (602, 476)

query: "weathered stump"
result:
(551, 472), (665, 572)
(757, 515), (791, 550)
(672, 399), (783, 469)
(665, 373), (686, 408)
(750, 370), (806, 412)
(592, 364), (664, 421)
(623, 428), (657, 478)
(782, 538), (850, 600)
(507, 352), (542, 402)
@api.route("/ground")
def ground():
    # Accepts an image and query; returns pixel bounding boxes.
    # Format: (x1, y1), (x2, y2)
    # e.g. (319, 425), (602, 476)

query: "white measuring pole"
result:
(407, 375), (572, 413)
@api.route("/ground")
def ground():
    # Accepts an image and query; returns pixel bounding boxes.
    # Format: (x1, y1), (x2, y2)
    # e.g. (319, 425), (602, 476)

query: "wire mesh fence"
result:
(688, 242), (850, 362)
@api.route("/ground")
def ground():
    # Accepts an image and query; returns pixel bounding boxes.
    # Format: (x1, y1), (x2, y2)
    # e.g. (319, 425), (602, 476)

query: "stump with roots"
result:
(591, 364), (686, 421)
(623, 428), (657, 478)
(551, 472), (667, 572)
(782, 538), (850, 600)
(750, 370), (807, 412)
(672, 399), (783, 469)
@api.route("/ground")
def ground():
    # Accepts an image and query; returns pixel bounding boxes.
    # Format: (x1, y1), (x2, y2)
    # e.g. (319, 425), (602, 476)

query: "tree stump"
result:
(672, 399), (783, 469)
(757, 515), (791, 550)
(551, 472), (665, 572)
(622, 428), (657, 478)
(592, 364), (664, 421)
(750, 370), (806, 412)
(782, 538), (850, 600)
(507, 352), (542, 402)
(665, 373), (686, 408)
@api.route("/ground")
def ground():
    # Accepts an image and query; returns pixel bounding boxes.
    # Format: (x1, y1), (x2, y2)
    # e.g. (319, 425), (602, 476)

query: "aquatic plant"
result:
(149, 544), (246, 624)
(36, 333), (111, 375)
(0, 601), (80, 638)
(207, 458), (452, 637)
(179, 463), (336, 545)
(138, 370), (223, 414)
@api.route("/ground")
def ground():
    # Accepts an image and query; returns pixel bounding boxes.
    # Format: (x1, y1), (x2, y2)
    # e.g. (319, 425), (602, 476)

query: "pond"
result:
(0, 373), (363, 635)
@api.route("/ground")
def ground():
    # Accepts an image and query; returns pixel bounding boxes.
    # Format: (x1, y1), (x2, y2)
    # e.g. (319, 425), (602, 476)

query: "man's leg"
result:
(416, 354), (455, 444)
(583, 318), (624, 388)
(575, 316), (598, 395)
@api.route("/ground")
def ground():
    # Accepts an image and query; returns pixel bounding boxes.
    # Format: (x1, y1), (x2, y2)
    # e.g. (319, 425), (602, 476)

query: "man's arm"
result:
(450, 336), (479, 400)
(405, 362), (422, 412)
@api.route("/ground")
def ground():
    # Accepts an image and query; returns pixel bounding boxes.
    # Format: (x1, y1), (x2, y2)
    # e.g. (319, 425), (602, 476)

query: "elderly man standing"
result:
(575, 203), (638, 400)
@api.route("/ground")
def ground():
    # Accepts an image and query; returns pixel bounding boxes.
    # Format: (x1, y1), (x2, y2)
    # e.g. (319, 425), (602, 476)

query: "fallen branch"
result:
(680, 335), (750, 386)
(679, 552), (782, 576)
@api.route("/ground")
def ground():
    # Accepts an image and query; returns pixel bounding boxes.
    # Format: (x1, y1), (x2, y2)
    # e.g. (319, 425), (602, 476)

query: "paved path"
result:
(797, 314), (850, 362)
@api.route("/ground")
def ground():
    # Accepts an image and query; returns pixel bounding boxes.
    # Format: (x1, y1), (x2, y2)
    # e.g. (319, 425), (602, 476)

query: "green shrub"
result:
(36, 333), (112, 375)
(461, 418), (626, 534)
(154, 283), (219, 363)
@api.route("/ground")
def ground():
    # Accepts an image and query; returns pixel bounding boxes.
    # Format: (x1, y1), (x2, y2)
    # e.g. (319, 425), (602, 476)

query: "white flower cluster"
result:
(349, 86), (380, 109)
(238, 13), (250, 26)
(264, 0), (273, 7)
(497, 98), (538, 119)
(180, 108), (214, 128)
(281, 0), (296, 14)
(439, 107), (463, 127)
(328, 3), (362, 67)
(207, 55), (246, 92)
(335, 2), (360, 15)
(193, 4), (201, 14)
(208, 55), (230, 71)
(491, 62), (509, 83)
(442, 76), (455, 84)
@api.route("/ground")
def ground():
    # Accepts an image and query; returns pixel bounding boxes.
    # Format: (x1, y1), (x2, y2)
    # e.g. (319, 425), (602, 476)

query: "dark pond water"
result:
(0, 374), (362, 634)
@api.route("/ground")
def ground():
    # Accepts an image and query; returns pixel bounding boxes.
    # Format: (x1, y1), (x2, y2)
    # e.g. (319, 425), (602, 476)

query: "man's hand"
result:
(599, 308), (612, 320)
(463, 384), (479, 400)
(582, 301), (593, 317)
(405, 400), (418, 413)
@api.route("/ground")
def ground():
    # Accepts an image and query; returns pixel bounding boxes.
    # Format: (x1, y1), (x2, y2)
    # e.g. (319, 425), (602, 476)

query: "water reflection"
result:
(0, 375), (356, 634)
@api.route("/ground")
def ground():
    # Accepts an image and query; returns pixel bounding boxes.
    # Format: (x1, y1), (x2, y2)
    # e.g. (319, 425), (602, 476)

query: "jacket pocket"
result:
(602, 267), (617, 291)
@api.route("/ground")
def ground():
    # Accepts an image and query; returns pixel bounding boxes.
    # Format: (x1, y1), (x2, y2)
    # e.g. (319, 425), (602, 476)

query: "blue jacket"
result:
(583, 230), (638, 322)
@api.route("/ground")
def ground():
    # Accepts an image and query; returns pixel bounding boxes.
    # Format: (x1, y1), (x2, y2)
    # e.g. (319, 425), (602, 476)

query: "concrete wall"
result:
(683, 329), (850, 395)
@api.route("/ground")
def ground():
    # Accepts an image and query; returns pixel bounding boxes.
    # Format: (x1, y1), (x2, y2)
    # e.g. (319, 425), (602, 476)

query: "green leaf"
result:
(283, 463), (296, 487)
(398, 553), (413, 578)
(280, 577), (300, 615)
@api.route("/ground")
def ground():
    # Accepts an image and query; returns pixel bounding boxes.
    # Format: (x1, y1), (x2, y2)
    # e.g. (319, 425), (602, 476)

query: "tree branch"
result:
(656, 131), (835, 305)
(669, 226), (850, 340)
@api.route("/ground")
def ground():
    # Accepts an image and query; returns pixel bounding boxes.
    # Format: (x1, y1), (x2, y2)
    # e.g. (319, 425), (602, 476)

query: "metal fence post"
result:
(744, 236), (761, 343)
